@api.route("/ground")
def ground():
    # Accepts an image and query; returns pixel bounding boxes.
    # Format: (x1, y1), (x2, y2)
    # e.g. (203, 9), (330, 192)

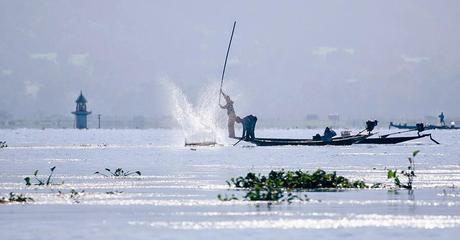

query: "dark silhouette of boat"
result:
(356, 133), (436, 144)
(235, 132), (437, 146)
(231, 120), (439, 146)
(235, 134), (369, 146)
(389, 122), (459, 130)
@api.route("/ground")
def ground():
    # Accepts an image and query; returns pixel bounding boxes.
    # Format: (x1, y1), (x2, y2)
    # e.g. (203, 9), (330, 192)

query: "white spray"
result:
(164, 80), (225, 144)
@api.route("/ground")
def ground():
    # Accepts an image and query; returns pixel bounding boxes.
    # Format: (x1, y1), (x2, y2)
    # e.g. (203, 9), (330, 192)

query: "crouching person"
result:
(322, 127), (337, 142)
(236, 115), (258, 140)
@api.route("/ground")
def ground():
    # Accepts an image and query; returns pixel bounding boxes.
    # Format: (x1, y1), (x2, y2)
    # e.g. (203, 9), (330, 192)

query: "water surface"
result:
(1, 129), (460, 239)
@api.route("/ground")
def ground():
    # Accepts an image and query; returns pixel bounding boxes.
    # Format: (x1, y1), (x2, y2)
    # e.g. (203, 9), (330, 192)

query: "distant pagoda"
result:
(72, 91), (91, 129)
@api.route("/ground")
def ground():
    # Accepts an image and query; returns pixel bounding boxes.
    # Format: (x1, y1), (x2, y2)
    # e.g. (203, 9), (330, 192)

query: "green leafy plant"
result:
(220, 169), (366, 202)
(94, 168), (141, 177)
(228, 169), (368, 190)
(0, 192), (34, 204)
(387, 150), (419, 190)
(243, 186), (309, 203)
(24, 166), (62, 186)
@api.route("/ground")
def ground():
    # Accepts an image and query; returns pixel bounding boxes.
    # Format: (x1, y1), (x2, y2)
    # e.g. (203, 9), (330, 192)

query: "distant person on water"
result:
(439, 112), (446, 126)
(236, 115), (257, 140)
(219, 91), (237, 137)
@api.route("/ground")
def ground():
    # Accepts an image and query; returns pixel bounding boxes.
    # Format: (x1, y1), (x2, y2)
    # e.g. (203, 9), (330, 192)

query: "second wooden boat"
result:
(356, 133), (433, 144)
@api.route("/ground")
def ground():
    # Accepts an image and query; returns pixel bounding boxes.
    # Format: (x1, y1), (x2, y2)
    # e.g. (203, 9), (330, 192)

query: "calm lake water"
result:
(1, 128), (460, 239)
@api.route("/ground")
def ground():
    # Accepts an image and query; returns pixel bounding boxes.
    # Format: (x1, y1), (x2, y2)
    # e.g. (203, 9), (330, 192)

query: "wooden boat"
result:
(389, 122), (459, 130)
(236, 134), (370, 146)
(356, 133), (434, 144)
(389, 122), (417, 129)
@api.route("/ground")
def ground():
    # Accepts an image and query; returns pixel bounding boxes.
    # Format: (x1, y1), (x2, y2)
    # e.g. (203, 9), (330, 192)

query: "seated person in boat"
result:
(312, 134), (322, 141)
(366, 120), (378, 133)
(236, 115), (257, 140)
(322, 127), (337, 142)
(416, 123), (425, 133)
(219, 91), (237, 138)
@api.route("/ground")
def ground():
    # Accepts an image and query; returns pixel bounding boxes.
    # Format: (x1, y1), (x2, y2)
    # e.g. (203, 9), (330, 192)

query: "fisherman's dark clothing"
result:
(322, 127), (337, 142)
(366, 120), (378, 133)
(439, 112), (445, 126)
(240, 115), (257, 140)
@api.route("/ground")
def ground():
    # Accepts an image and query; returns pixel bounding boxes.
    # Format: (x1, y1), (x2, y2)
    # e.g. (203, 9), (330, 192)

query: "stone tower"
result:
(72, 91), (91, 129)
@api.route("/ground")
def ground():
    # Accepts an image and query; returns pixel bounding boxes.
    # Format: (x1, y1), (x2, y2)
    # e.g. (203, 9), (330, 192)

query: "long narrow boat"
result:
(237, 134), (369, 146)
(356, 133), (433, 144)
(389, 122), (459, 130)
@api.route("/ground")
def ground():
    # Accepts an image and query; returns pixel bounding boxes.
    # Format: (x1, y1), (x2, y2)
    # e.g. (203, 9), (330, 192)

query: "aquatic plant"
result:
(0, 192), (34, 204)
(219, 189), (308, 203)
(58, 189), (85, 203)
(94, 168), (141, 177)
(440, 185), (458, 197)
(217, 194), (238, 201)
(219, 169), (366, 202)
(69, 189), (84, 201)
(105, 190), (123, 194)
(243, 187), (309, 202)
(228, 169), (368, 190)
(24, 166), (62, 186)
(0, 141), (7, 149)
(387, 150), (418, 190)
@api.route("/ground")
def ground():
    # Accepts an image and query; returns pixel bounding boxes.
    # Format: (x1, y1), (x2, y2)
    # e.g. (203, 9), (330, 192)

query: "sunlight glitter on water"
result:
(128, 214), (460, 230)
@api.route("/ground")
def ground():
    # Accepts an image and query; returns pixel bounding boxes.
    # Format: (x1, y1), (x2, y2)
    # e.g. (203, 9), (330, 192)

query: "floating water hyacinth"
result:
(0, 192), (34, 204)
(228, 169), (368, 190)
(58, 189), (85, 204)
(94, 168), (141, 177)
(220, 169), (368, 202)
(24, 166), (62, 186)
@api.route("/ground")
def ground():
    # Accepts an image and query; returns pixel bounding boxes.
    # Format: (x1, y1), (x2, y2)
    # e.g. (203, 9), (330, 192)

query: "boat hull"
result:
(237, 135), (369, 146)
(390, 123), (459, 130)
(357, 134), (429, 144)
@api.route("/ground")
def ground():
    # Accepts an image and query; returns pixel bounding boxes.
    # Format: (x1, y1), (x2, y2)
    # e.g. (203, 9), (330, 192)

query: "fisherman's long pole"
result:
(380, 129), (417, 138)
(233, 138), (243, 146)
(219, 21), (237, 105)
(429, 134), (440, 144)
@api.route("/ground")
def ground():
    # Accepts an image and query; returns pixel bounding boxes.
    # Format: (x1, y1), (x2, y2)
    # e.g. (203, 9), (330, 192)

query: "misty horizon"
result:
(1, 1), (460, 126)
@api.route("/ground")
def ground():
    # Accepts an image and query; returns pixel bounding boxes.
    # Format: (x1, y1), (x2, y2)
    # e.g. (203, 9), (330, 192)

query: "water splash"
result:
(164, 80), (223, 144)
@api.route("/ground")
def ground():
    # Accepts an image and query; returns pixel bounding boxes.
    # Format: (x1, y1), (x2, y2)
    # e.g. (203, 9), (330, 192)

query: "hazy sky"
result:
(1, 0), (459, 121)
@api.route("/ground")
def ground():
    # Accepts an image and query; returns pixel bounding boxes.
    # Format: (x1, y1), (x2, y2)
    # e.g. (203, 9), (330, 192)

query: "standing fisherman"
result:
(220, 91), (237, 138)
(439, 112), (446, 126)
